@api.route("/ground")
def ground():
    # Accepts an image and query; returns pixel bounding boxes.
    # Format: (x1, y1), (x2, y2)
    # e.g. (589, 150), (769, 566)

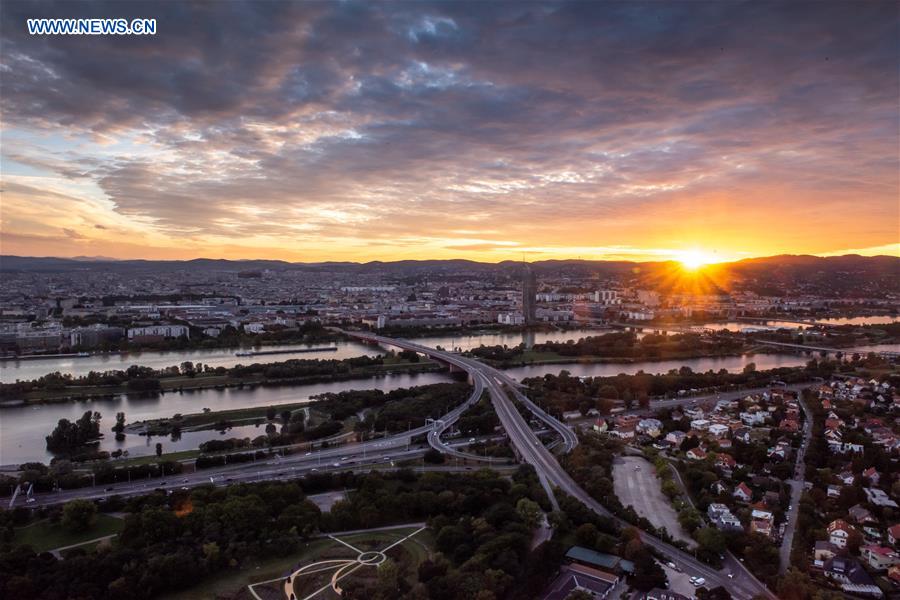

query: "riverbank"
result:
(3, 357), (441, 406)
(478, 348), (756, 368)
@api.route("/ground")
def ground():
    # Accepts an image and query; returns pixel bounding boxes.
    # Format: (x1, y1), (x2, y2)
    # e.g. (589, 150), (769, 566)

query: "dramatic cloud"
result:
(0, 0), (897, 261)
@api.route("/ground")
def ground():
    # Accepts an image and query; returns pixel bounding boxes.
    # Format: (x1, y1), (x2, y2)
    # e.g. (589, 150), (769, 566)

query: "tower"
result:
(522, 264), (537, 325)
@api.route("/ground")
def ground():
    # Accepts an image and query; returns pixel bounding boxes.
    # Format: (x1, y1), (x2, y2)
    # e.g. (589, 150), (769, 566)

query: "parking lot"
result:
(612, 455), (695, 547)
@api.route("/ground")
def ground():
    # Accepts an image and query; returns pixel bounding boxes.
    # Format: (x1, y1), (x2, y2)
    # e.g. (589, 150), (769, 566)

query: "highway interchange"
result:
(10, 330), (784, 599)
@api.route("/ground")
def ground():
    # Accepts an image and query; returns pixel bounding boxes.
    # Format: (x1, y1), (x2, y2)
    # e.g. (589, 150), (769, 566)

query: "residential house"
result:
(865, 488), (899, 508)
(888, 524), (900, 548)
(733, 482), (753, 502)
(828, 520), (857, 549)
(636, 418), (663, 438)
(862, 467), (880, 485)
(848, 505), (875, 525)
(860, 545), (900, 571)
(665, 431), (686, 446)
(686, 447), (707, 461)
(708, 423), (730, 439)
(814, 541), (839, 562)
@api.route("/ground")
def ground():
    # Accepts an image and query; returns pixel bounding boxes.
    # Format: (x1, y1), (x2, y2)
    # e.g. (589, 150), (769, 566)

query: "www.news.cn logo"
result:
(27, 18), (156, 36)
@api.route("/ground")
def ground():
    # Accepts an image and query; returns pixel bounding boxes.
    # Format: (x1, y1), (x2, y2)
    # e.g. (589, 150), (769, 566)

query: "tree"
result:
(423, 449), (445, 464)
(45, 411), (102, 453)
(266, 406), (276, 421)
(598, 385), (619, 400)
(578, 401), (591, 416)
(515, 498), (542, 529)
(629, 549), (667, 592)
(743, 362), (757, 374)
(61, 499), (97, 533)
(375, 559), (401, 597)
(638, 393), (650, 410)
(155, 442), (163, 457)
(575, 523), (598, 548)
(113, 412), (126, 433)
(695, 527), (726, 561)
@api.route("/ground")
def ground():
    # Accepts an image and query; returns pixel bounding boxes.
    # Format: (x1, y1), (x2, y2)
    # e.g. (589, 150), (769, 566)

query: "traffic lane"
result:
(14, 447), (429, 508)
(347, 332), (773, 599)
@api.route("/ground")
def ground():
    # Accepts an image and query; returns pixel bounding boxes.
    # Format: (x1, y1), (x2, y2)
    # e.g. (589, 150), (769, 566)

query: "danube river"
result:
(1, 330), (896, 465)
(0, 329), (608, 383)
(0, 350), (823, 466)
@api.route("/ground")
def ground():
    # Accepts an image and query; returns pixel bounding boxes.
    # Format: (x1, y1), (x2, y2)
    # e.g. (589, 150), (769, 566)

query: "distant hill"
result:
(0, 253), (897, 294)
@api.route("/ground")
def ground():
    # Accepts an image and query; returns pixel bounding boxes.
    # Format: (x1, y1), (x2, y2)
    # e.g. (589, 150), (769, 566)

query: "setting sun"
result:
(676, 250), (716, 271)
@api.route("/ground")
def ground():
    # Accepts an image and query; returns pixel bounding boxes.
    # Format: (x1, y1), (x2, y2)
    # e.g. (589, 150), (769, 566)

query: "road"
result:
(779, 391), (814, 573)
(347, 331), (775, 600)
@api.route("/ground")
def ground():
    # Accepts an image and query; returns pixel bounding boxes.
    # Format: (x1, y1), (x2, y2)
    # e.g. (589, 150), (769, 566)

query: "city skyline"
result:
(1, 1), (898, 263)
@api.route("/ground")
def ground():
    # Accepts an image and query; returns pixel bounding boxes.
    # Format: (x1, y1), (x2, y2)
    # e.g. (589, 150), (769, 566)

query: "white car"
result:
(693, 577), (706, 587)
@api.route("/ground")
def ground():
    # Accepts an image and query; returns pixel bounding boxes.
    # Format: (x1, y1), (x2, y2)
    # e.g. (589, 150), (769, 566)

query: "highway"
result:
(9, 378), (493, 509)
(346, 331), (776, 600)
(11, 329), (778, 598)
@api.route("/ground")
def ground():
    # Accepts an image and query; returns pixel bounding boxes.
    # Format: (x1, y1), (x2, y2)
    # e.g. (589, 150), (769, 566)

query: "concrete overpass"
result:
(757, 340), (899, 359)
(343, 330), (775, 600)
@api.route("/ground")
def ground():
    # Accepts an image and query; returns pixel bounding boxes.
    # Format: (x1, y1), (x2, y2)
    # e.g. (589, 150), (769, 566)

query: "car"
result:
(666, 562), (677, 570)
(25, 498), (36, 504)
(468, 438), (476, 443)
(693, 577), (705, 587)
(634, 466), (641, 471)
(105, 487), (114, 492)
(341, 456), (348, 461)
(181, 486), (189, 491)
(304, 452), (311, 456)
(727, 573), (734, 579)
(225, 477), (234, 482)
(182, 478), (189, 483)
(332, 463), (340, 467)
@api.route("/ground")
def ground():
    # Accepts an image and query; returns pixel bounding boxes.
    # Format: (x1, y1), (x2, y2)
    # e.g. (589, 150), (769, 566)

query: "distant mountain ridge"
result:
(1, 253), (896, 274)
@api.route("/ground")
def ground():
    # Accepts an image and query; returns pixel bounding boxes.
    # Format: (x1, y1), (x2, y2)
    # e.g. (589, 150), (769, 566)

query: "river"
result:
(0, 370), (454, 466)
(2, 336), (896, 465)
(0, 329), (609, 383)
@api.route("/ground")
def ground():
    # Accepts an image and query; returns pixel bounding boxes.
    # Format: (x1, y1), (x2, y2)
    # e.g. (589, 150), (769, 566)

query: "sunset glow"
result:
(676, 250), (717, 271)
(0, 3), (897, 263)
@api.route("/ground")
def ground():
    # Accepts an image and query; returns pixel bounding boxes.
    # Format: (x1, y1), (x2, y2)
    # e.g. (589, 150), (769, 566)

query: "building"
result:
(708, 503), (742, 532)
(861, 545), (900, 571)
(70, 325), (124, 349)
(645, 590), (689, 600)
(127, 324), (190, 340)
(498, 312), (525, 325)
(542, 564), (618, 600)
(522, 264), (537, 325)
(565, 546), (634, 575)
(636, 418), (663, 438)
(733, 482), (753, 502)
(591, 290), (620, 305)
(828, 520), (857, 549)
(864, 488), (899, 508)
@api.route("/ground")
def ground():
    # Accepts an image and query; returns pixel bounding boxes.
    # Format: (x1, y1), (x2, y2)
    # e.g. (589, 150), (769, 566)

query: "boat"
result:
(234, 346), (338, 357)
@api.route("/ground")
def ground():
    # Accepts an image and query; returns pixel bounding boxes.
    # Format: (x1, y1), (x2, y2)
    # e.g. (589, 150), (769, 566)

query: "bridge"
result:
(344, 330), (776, 600)
(757, 340), (900, 359)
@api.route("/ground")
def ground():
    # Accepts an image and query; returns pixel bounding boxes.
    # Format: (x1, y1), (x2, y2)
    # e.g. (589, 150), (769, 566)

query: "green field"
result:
(160, 527), (432, 600)
(13, 514), (124, 553)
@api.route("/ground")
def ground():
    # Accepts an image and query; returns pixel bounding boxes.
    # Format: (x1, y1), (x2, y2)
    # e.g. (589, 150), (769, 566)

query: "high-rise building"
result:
(522, 264), (537, 324)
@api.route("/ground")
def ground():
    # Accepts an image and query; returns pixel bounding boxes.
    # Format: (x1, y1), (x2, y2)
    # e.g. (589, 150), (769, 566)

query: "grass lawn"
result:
(161, 527), (432, 600)
(14, 513), (124, 553)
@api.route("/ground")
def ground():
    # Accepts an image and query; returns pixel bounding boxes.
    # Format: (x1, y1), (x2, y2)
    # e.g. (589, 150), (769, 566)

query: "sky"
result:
(0, 1), (898, 264)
